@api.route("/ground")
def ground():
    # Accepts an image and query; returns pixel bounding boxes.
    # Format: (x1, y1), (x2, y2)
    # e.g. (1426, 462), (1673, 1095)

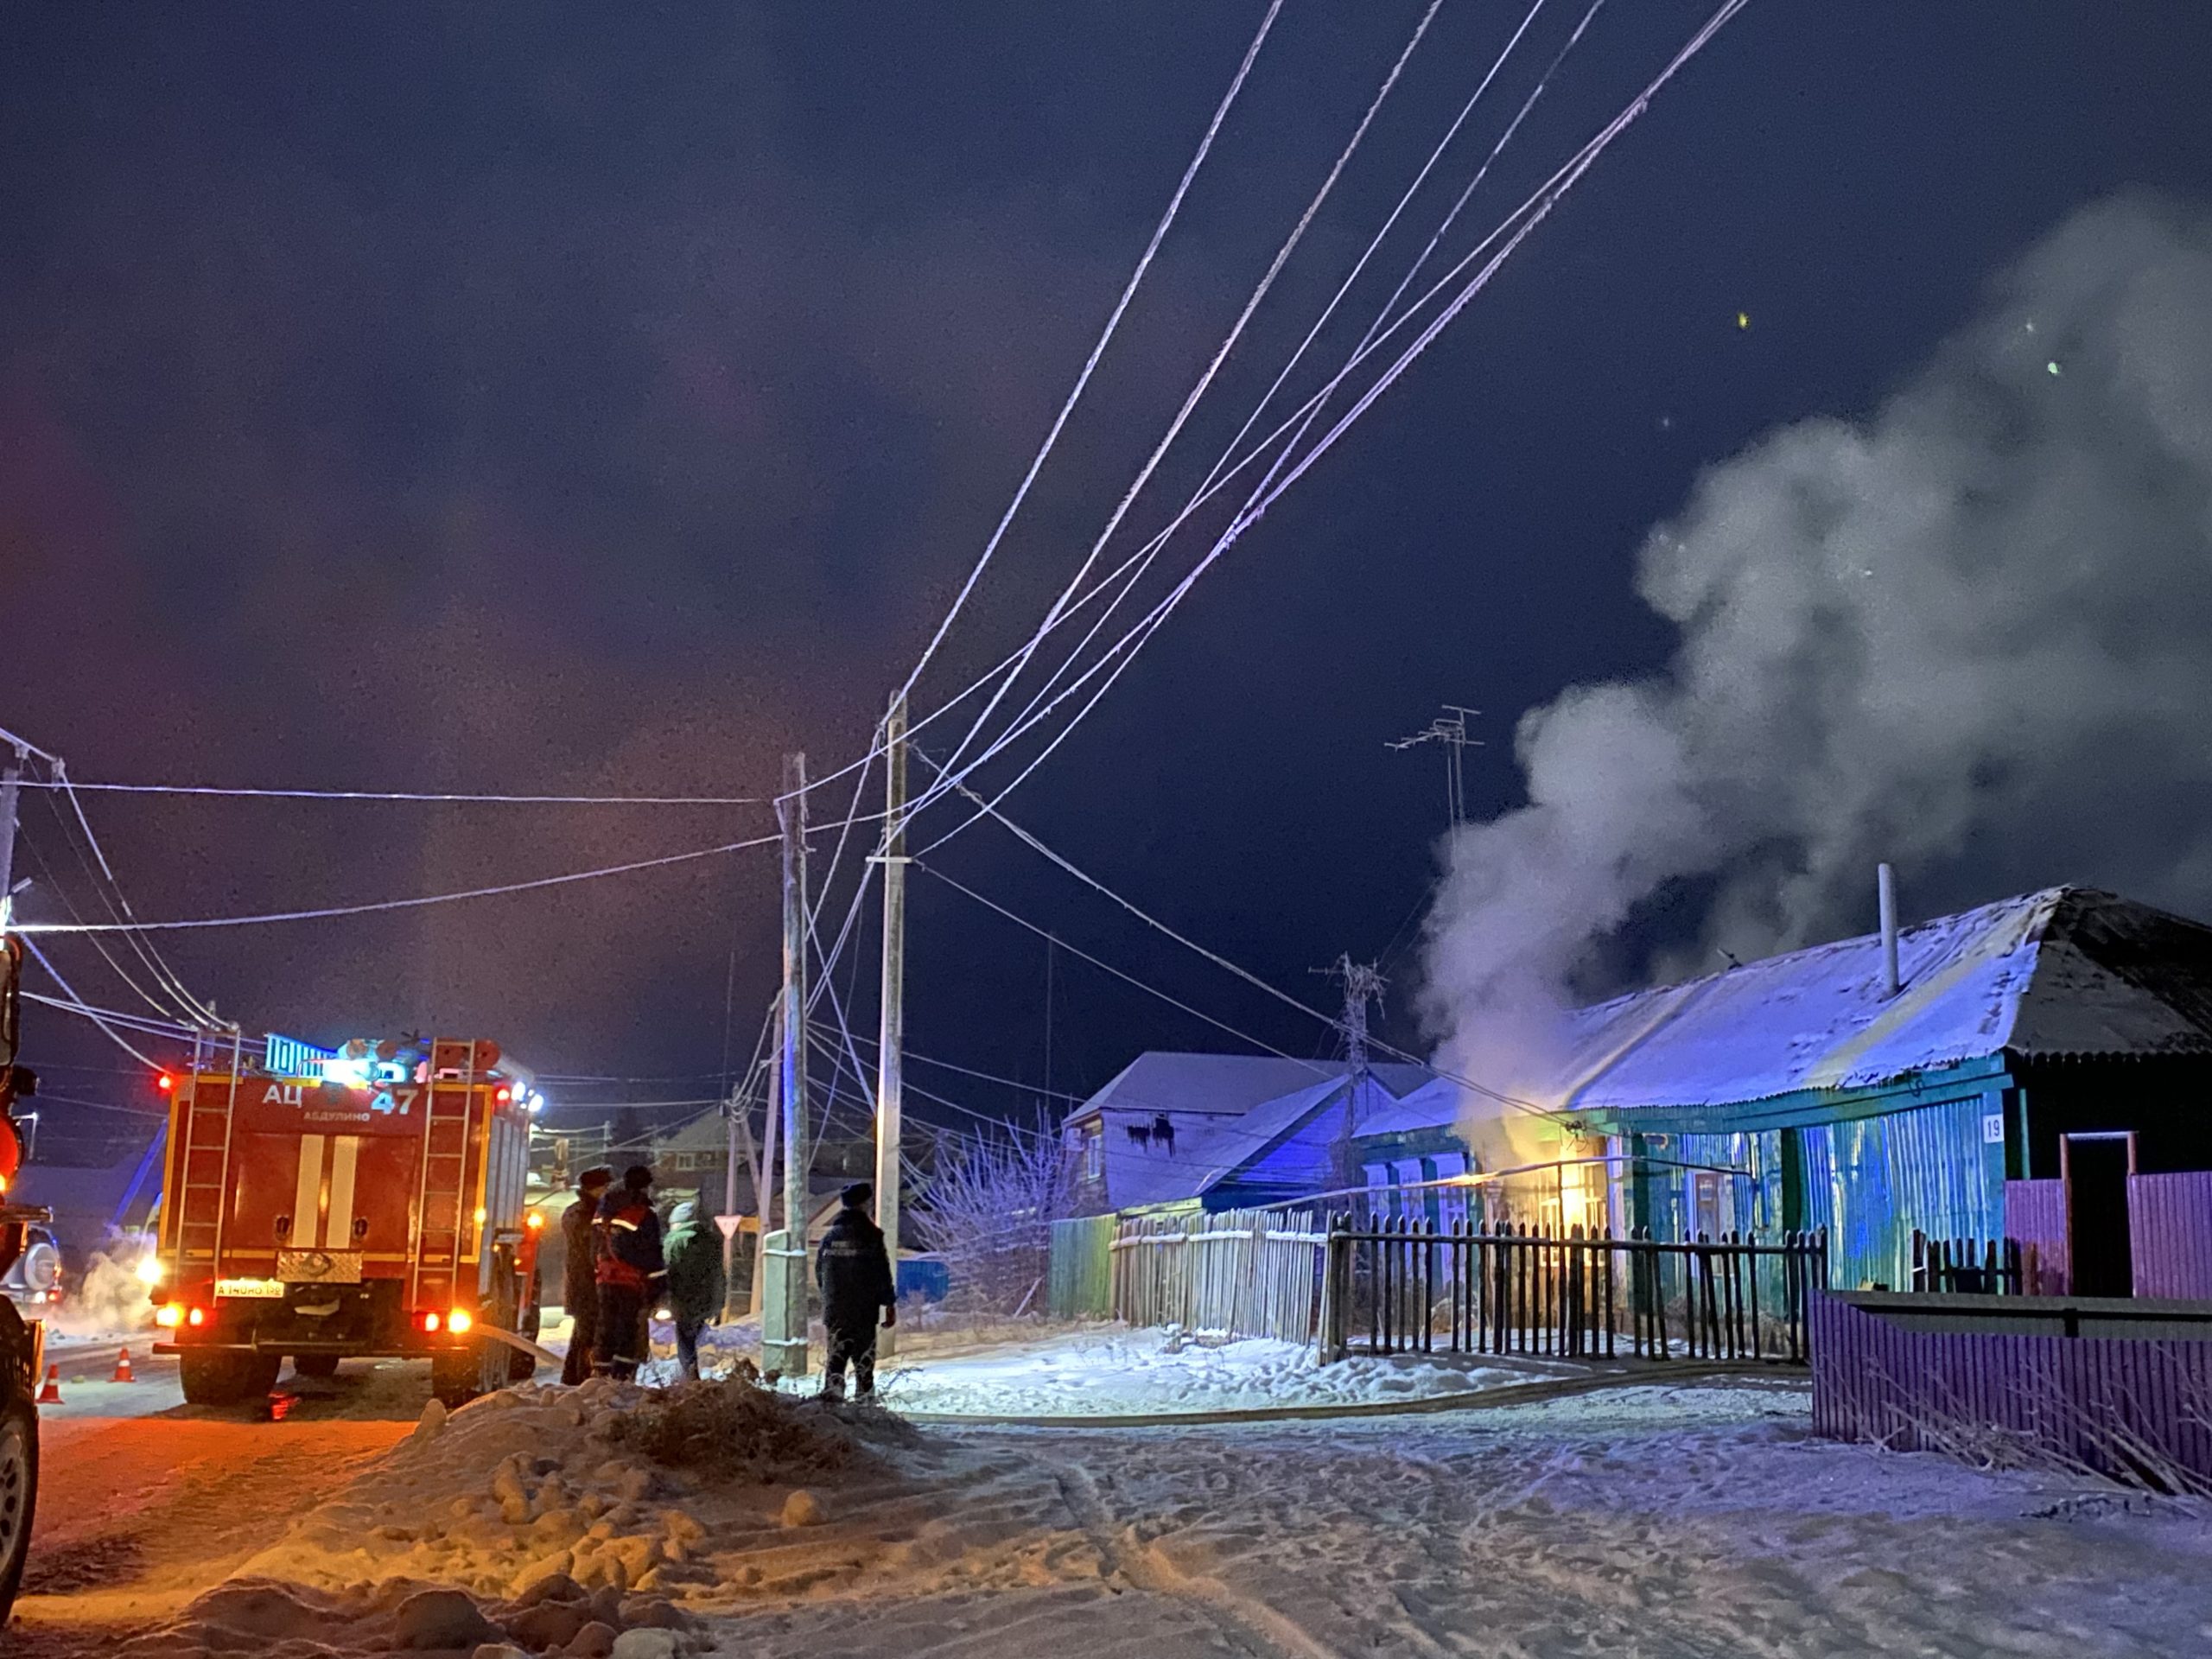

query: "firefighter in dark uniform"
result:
(816, 1182), (896, 1402)
(560, 1166), (613, 1386)
(593, 1165), (666, 1381)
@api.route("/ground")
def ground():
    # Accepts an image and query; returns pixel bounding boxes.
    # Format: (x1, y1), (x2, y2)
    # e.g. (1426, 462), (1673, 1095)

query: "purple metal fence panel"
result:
(2004, 1179), (2069, 1294)
(1810, 1292), (2212, 1484)
(2131, 1172), (2212, 1300)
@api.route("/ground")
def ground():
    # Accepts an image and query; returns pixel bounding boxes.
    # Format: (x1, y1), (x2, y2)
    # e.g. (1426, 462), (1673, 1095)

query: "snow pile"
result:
(881, 1326), (1537, 1417)
(601, 1370), (918, 1479)
(101, 1372), (912, 1656)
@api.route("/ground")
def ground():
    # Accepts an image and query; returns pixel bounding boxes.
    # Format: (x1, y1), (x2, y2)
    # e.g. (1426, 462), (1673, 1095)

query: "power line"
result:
(889, 0), (1287, 713)
(16, 781), (765, 806)
(917, 861), (1332, 1077)
(16, 942), (176, 1069)
(924, 763), (1567, 1124)
(925, 0), (1445, 794)
(10, 829), (786, 934)
(906, 3), (1757, 847)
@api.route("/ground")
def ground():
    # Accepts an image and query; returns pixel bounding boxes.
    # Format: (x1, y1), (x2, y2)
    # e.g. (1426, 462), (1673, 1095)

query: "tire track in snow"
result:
(1052, 1463), (1339, 1659)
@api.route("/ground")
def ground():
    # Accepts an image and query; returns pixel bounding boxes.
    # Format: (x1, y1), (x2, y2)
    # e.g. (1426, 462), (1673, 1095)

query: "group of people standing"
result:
(554, 1163), (897, 1400)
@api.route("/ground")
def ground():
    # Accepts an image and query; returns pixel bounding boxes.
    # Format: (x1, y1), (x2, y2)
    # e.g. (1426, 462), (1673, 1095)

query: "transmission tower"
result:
(1313, 955), (1387, 1191)
(1388, 704), (1482, 828)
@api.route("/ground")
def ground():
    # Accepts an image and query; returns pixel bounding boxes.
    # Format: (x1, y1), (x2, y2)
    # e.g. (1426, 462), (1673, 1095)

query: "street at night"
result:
(9, 2), (2212, 1654)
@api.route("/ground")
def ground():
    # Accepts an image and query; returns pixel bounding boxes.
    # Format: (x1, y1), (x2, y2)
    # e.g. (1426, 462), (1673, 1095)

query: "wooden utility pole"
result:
(873, 695), (909, 1357)
(768, 753), (810, 1376)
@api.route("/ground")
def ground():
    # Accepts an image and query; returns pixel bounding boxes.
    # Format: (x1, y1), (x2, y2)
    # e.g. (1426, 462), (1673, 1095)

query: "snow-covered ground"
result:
(25, 1374), (2212, 1658)
(875, 1326), (1541, 1417)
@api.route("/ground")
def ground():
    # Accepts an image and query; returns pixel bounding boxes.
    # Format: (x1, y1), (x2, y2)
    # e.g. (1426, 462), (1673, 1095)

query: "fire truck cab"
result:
(152, 1035), (544, 1408)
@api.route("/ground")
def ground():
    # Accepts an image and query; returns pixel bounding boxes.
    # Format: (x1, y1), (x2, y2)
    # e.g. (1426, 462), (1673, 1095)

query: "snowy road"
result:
(12, 1363), (2212, 1656)
(699, 1382), (2212, 1658)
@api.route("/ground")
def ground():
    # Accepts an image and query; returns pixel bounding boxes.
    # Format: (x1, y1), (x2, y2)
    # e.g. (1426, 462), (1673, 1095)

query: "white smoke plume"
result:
(1422, 192), (2212, 1100)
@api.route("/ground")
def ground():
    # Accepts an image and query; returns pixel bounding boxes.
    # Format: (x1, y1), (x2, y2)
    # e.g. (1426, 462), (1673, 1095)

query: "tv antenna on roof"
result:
(1388, 705), (1482, 829)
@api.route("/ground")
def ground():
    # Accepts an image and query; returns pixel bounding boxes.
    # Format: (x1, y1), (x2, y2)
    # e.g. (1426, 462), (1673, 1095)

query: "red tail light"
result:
(418, 1311), (442, 1333)
(156, 1072), (175, 1094)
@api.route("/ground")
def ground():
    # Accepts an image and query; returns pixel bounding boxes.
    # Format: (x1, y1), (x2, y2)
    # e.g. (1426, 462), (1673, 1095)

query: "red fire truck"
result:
(150, 1035), (545, 1407)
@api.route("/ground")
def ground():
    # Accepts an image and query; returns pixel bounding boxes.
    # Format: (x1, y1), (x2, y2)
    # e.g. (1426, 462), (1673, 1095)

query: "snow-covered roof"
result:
(1356, 1075), (1463, 1138)
(1552, 887), (2212, 1116)
(1078, 1056), (1430, 1209)
(1077, 1052), (1338, 1124)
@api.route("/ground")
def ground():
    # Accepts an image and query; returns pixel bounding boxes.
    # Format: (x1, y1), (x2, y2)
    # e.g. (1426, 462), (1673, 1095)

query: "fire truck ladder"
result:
(174, 1027), (245, 1282)
(409, 1038), (479, 1313)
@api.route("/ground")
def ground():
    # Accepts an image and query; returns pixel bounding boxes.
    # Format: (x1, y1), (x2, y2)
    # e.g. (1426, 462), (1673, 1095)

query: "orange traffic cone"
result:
(35, 1365), (61, 1404)
(111, 1349), (136, 1383)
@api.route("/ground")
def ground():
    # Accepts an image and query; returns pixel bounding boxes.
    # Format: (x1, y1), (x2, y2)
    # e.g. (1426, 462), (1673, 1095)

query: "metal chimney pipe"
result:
(1878, 862), (1901, 997)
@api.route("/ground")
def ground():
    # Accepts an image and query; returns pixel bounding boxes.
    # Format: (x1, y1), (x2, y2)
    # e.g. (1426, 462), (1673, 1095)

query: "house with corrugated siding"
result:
(1514, 886), (2212, 1292)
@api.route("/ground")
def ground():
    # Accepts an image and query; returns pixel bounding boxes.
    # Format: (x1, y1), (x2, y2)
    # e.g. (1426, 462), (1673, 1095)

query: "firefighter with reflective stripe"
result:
(816, 1182), (895, 1402)
(592, 1165), (664, 1381)
(560, 1166), (613, 1386)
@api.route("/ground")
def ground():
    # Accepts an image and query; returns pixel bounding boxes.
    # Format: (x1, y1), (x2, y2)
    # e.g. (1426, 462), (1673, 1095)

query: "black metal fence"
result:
(1323, 1219), (1828, 1365)
(1909, 1230), (2027, 1295)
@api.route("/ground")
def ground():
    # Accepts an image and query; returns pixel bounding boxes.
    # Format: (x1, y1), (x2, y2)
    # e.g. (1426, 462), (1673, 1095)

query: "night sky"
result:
(8, 3), (2212, 1151)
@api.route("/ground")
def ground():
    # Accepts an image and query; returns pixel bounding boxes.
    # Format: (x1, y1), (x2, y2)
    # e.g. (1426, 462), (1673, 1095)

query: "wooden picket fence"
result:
(1109, 1207), (1330, 1343)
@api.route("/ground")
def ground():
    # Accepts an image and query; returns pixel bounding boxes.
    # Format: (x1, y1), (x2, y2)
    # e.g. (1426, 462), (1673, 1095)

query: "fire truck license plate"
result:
(216, 1277), (287, 1299)
(276, 1249), (364, 1284)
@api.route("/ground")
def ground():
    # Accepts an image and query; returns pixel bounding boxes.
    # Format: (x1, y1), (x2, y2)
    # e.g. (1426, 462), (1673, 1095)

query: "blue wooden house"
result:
(1523, 887), (2212, 1290)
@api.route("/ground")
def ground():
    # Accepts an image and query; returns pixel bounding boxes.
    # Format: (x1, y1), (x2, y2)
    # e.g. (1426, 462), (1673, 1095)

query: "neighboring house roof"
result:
(1084, 1059), (1430, 1210)
(1555, 887), (2212, 1117)
(1070, 1051), (1427, 1130)
(1357, 1075), (1465, 1139)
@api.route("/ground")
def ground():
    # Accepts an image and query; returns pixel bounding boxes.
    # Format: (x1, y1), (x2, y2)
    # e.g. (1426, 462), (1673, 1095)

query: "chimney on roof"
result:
(1878, 863), (1901, 997)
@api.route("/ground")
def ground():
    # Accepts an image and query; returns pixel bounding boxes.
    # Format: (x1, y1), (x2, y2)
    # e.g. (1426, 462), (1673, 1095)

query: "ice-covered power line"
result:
(20, 830), (189, 1027)
(917, 861), (1333, 1075)
(806, 1027), (1052, 1146)
(16, 781), (766, 806)
(887, 0), (1288, 715)
(839, 1029), (1091, 1104)
(925, 0), (1446, 793)
(11, 830), (787, 934)
(17, 942), (176, 1069)
(48, 768), (222, 1026)
(926, 759), (1565, 1122)
(944, 1), (1561, 797)
(910, 1), (1756, 848)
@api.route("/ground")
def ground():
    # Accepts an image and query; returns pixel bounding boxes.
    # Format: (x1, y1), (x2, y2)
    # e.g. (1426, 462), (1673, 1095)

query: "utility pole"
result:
(751, 1033), (779, 1318)
(1387, 706), (1481, 830)
(1313, 955), (1387, 1191)
(0, 745), (23, 931)
(873, 694), (908, 1358)
(767, 752), (811, 1378)
(720, 1064), (745, 1320)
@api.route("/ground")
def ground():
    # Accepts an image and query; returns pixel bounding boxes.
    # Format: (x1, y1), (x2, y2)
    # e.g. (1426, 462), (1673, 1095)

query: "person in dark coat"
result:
(816, 1182), (896, 1402)
(593, 1165), (666, 1381)
(662, 1200), (727, 1381)
(559, 1166), (613, 1386)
